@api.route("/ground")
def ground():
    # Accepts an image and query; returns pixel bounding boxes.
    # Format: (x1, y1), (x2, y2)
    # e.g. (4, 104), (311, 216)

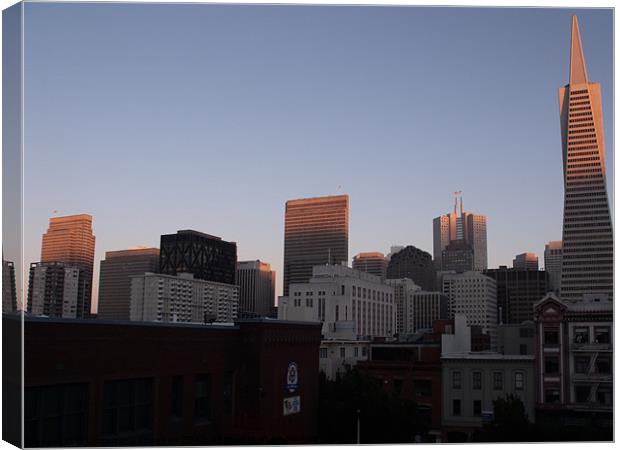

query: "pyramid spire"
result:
(569, 15), (589, 85)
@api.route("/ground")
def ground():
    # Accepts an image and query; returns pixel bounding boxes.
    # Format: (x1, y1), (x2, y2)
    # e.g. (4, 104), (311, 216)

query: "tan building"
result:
(513, 252), (539, 270)
(283, 195), (348, 296)
(236, 260), (276, 318)
(352, 252), (388, 279)
(97, 247), (160, 320)
(558, 17), (613, 302)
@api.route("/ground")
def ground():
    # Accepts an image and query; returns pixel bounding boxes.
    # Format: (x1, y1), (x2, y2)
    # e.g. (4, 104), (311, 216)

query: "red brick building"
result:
(20, 316), (321, 447)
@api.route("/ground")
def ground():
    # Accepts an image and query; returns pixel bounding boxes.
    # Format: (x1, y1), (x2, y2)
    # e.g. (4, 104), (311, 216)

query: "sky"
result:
(16, 3), (613, 310)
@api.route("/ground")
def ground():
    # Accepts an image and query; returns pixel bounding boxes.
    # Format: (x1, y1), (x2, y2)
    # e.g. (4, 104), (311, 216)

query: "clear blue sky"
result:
(19, 4), (613, 309)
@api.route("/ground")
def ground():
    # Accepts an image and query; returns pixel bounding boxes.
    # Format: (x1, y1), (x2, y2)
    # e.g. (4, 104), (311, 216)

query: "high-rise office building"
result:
(544, 241), (563, 293)
(433, 195), (487, 271)
(558, 17), (613, 302)
(513, 252), (539, 270)
(159, 230), (237, 285)
(283, 195), (348, 296)
(97, 247), (160, 320)
(2, 259), (17, 313)
(441, 240), (474, 273)
(236, 260), (276, 318)
(40, 214), (96, 315)
(386, 245), (436, 290)
(385, 278), (447, 335)
(352, 252), (388, 280)
(27, 262), (91, 319)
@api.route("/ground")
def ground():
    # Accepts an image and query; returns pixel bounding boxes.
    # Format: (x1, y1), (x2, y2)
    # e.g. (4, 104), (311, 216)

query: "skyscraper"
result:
(544, 241), (563, 293)
(386, 245), (436, 290)
(40, 214), (96, 315)
(283, 195), (348, 296)
(97, 247), (160, 320)
(236, 260), (276, 318)
(558, 17), (613, 302)
(433, 195), (487, 271)
(2, 258), (17, 313)
(352, 252), (388, 279)
(513, 252), (539, 270)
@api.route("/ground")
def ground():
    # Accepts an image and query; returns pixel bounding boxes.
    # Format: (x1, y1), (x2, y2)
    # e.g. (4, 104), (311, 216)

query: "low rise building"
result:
(497, 321), (535, 356)
(319, 339), (371, 380)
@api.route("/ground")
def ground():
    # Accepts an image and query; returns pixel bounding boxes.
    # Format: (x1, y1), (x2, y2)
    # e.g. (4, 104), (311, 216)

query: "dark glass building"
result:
(386, 246), (436, 291)
(159, 230), (237, 285)
(441, 240), (474, 273)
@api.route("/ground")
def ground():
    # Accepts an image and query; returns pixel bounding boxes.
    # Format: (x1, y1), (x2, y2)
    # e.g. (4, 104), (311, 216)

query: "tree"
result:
(474, 394), (533, 442)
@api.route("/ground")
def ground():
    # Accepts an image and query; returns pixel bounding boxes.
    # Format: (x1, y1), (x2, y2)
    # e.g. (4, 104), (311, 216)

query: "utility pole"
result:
(356, 409), (361, 444)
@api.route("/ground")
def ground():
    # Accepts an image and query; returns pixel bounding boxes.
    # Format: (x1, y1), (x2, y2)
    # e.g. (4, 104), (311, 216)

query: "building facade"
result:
(283, 195), (349, 296)
(385, 278), (420, 336)
(442, 272), (497, 349)
(513, 253), (539, 270)
(236, 260), (276, 318)
(483, 266), (547, 325)
(386, 245), (436, 291)
(277, 264), (395, 340)
(3, 259), (17, 313)
(497, 322), (535, 356)
(27, 262), (91, 319)
(159, 230), (237, 285)
(441, 241), (474, 273)
(352, 252), (388, 280)
(558, 17), (613, 302)
(97, 248), (160, 320)
(130, 272), (239, 324)
(544, 241), (563, 293)
(319, 339), (371, 380)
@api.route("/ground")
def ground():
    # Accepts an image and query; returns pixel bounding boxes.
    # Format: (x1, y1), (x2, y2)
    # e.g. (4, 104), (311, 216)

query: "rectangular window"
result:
(473, 400), (482, 417)
(544, 329), (559, 345)
(544, 357), (559, 375)
(573, 327), (589, 344)
(514, 372), (524, 391)
(340, 347), (346, 358)
(545, 388), (560, 404)
(352, 286), (356, 297)
(335, 305), (339, 321)
(102, 378), (154, 445)
(452, 371), (462, 389)
(472, 372), (482, 390)
(493, 372), (503, 390)
(319, 348), (328, 358)
(452, 399), (461, 416)
(575, 385), (590, 403)
(171, 376), (183, 420)
(354, 347), (359, 357)
(519, 344), (528, 355)
(341, 285), (345, 295)
(594, 327), (610, 344)
(194, 374), (211, 422)
(574, 356), (590, 374)
(595, 356), (611, 374)
(362, 346), (368, 357)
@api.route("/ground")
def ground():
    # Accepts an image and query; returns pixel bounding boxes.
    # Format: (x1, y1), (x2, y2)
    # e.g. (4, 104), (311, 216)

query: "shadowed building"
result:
(283, 195), (348, 296)
(513, 252), (539, 270)
(97, 248), (160, 320)
(544, 241), (563, 293)
(441, 240), (474, 273)
(386, 245), (436, 291)
(558, 17), (613, 302)
(159, 230), (237, 285)
(236, 260), (276, 318)
(3, 259), (17, 313)
(352, 252), (388, 279)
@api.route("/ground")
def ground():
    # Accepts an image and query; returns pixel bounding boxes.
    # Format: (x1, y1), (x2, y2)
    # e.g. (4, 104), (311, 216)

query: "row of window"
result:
(451, 371), (523, 391)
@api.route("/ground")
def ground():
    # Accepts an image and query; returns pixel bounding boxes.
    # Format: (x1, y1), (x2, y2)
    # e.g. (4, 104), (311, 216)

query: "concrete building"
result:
(352, 252), (388, 280)
(544, 241), (563, 293)
(442, 272), (497, 349)
(385, 278), (420, 336)
(130, 272), (238, 324)
(483, 266), (547, 325)
(3, 259), (17, 313)
(277, 264), (395, 340)
(40, 214), (96, 315)
(27, 262), (91, 319)
(18, 315), (321, 446)
(283, 195), (348, 296)
(433, 195), (487, 271)
(387, 278), (448, 336)
(558, 17), (613, 302)
(97, 247), (160, 320)
(387, 245), (405, 260)
(159, 230), (237, 285)
(441, 240), (474, 273)
(513, 253), (539, 270)
(497, 322), (535, 356)
(386, 245), (436, 291)
(533, 293), (612, 416)
(319, 339), (371, 380)
(236, 260), (275, 318)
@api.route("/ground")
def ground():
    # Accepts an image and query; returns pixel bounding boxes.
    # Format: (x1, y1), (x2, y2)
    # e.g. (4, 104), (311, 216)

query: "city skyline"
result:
(12, 5), (614, 309)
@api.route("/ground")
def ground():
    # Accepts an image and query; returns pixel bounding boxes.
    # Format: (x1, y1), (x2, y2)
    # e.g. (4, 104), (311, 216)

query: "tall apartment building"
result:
(3, 259), (17, 313)
(433, 196), (487, 271)
(236, 260), (275, 318)
(27, 262), (91, 319)
(40, 214), (96, 315)
(544, 241), (563, 293)
(442, 271), (498, 349)
(97, 248), (160, 320)
(130, 272), (238, 323)
(484, 266), (548, 324)
(558, 17), (613, 302)
(283, 195), (348, 296)
(159, 230), (237, 284)
(534, 293), (612, 419)
(277, 264), (395, 340)
(352, 252), (388, 280)
(386, 245), (436, 291)
(513, 252), (539, 270)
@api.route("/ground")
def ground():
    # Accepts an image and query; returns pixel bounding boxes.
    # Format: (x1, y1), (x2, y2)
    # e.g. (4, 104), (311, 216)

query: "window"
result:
(595, 356), (611, 374)
(493, 372), (503, 390)
(306, 297), (313, 307)
(452, 399), (461, 416)
(519, 344), (528, 355)
(102, 378), (154, 445)
(354, 347), (359, 357)
(574, 356), (590, 374)
(340, 347), (346, 358)
(171, 376), (183, 420)
(544, 357), (559, 375)
(514, 372), (524, 391)
(319, 348), (327, 358)
(341, 285), (345, 295)
(473, 400), (482, 417)
(194, 375), (211, 422)
(544, 329), (559, 345)
(472, 372), (482, 390)
(352, 286), (356, 297)
(545, 388), (560, 404)
(414, 380), (432, 397)
(362, 347), (368, 357)
(452, 371), (462, 389)
(575, 385), (590, 403)
(335, 305), (339, 321)
(519, 327), (534, 338)
(574, 327), (589, 344)
(596, 387), (612, 406)
(222, 371), (235, 415)
(25, 383), (89, 448)
(594, 327), (610, 344)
